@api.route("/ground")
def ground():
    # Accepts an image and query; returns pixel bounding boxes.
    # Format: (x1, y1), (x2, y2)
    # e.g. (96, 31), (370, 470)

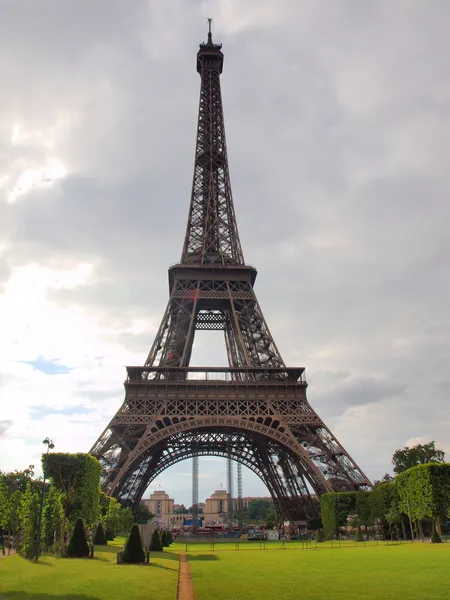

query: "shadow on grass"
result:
(1, 594), (102, 600)
(186, 554), (219, 561)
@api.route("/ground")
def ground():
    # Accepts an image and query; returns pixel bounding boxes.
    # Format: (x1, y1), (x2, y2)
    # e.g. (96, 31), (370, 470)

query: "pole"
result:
(35, 446), (49, 561)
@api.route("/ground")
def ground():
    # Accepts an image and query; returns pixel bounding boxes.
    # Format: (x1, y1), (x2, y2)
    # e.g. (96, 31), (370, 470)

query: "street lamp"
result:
(35, 437), (55, 561)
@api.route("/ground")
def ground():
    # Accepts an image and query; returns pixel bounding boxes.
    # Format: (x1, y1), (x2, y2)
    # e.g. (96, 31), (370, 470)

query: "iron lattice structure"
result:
(90, 27), (371, 521)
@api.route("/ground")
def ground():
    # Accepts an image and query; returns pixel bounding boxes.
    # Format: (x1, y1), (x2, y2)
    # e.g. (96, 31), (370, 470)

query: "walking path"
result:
(177, 552), (196, 600)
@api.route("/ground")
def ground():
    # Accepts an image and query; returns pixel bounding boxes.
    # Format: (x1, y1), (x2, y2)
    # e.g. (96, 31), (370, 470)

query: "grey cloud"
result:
(1, 0), (449, 495)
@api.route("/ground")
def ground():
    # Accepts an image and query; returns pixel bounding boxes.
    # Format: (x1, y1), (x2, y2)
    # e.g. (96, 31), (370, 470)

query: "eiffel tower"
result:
(90, 23), (371, 521)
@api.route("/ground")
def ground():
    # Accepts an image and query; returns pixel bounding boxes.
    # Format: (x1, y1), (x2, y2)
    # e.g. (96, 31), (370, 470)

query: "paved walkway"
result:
(177, 552), (196, 600)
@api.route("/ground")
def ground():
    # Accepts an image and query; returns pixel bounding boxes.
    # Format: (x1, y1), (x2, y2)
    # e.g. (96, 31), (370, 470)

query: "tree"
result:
(0, 466), (36, 495)
(118, 506), (134, 536)
(174, 504), (188, 514)
(0, 479), (8, 529)
(41, 484), (64, 551)
(396, 463), (450, 536)
(18, 483), (40, 559)
(66, 518), (89, 558)
(247, 499), (274, 521)
(123, 523), (145, 563)
(5, 490), (22, 537)
(93, 522), (107, 545)
(45, 453), (101, 527)
(373, 473), (395, 486)
(321, 492), (358, 538)
(149, 529), (163, 551)
(104, 497), (122, 538)
(134, 502), (154, 525)
(392, 442), (445, 474)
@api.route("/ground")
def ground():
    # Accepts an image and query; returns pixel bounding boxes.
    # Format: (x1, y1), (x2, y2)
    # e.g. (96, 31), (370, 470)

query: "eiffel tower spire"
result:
(90, 27), (371, 519)
(182, 20), (243, 266)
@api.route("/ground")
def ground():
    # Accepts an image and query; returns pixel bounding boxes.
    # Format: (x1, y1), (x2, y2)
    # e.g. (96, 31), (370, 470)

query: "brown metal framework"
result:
(90, 27), (371, 521)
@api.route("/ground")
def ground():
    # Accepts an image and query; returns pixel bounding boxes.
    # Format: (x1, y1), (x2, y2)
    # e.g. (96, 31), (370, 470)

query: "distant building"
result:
(141, 489), (272, 529)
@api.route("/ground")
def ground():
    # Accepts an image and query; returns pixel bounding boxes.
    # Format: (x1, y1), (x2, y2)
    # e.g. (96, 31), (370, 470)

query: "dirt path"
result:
(177, 552), (196, 600)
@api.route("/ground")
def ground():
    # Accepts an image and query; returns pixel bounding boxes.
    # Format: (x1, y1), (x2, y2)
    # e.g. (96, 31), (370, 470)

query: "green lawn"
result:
(1, 540), (449, 600)
(0, 539), (179, 600)
(186, 542), (450, 600)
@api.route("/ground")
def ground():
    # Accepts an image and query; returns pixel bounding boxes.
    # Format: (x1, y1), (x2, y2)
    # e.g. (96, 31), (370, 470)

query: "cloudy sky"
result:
(0, 0), (449, 506)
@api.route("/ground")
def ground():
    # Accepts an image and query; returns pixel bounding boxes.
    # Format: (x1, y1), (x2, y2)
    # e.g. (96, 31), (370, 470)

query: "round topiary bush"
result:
(149, 529), (163, 551)
(123, 524), (145, 564)
(66, 518), (90, 558)
(93, 522), (107, 545)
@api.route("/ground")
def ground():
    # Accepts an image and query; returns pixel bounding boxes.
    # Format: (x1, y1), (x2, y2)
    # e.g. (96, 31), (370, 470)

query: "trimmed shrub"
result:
(123, 524), (145, 564)
(66, 518), (89, 558)
(161, 530), (170, 547)
(149, 529), (163, 551)
(167, 530), (173, 544)
(93, 522), (107, 545)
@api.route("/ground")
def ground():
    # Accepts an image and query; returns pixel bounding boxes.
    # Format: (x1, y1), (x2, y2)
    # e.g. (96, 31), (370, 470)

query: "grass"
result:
(0, 538), (179, 600)
(186, 541), (450, 600)
(1, 539), (449, 600)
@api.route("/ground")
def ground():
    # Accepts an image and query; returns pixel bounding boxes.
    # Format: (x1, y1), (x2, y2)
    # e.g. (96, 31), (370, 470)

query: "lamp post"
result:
(35, 437), (55, 561)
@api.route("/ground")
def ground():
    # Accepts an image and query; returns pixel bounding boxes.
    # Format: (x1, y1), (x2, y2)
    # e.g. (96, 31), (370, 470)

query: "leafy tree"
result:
(247, 499), (274, 521)
(123, 523), (145, 563)
(174, 504), (188, 514)
(149, 529), (163, 551)
(18, 483), (40, 559)
(5, 490), (22, 537)
(66, 518), (90, 558)
(373, 473), (394, 485)
(431, 522), (442, 543)
(119, 506), (134, 535)
(93, 522), (107, 545)
(355, 491), (373, 538)
(0, 466), (36, 495)
(104, 496), (122, 538)
(396, 463), (450, 536)
(45, 453), (101, 527)
(392, 441), (445, 474)
(321, 492), (357, 538)
(135, 502), (154, 525)
(41, 484), (64, 551)
(0, 478), (8, 529)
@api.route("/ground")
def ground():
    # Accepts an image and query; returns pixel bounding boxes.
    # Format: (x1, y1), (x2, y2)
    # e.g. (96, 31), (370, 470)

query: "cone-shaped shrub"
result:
(105, 528), (115, 541)
(161, 530), (170, 547)
(149, 529), (163, 551)
(168, 530), (173, 544)
(123, 524), (145, 564)
(66, 518), (90, 558)
(93, 522), (107, 545)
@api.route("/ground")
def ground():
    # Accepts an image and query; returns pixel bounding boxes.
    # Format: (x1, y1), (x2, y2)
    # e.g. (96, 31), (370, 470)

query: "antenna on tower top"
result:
(207, 17), (213, 44)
